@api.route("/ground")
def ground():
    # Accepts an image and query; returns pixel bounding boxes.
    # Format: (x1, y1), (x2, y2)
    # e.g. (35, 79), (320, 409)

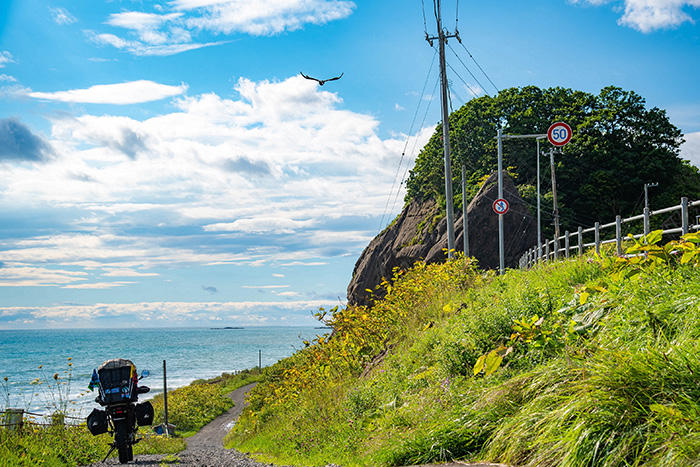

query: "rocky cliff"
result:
(347, 171), (537, 307)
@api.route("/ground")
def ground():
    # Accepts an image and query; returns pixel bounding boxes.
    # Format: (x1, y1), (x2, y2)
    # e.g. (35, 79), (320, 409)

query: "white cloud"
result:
(0, 300), (329, 325)
(179, 0), (356, 36)
(681, 132), (700, 167)
(0, 74), (17, 82)
(27, 80), (188, 104)
(49, 7), (77, 26)
(88, 0), (355, 56)
(62, 281), (136, 289)
(0, 75), (416, 297)
(571, 0), (700, 32)
(0, 51), (14, 67)
(0, 266), (87, 287)
(204, 217), (316, 234)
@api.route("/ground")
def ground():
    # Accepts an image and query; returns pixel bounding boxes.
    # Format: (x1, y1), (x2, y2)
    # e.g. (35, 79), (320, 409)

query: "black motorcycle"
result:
(86, 358), (154, 464)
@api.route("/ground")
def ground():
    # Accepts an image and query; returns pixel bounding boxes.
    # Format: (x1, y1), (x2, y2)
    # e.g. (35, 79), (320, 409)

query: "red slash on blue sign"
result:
(493, 198), (509, 215)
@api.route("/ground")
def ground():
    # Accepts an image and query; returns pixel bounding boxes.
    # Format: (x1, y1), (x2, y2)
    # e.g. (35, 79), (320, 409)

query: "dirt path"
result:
(184, 382), (257, 451)
(85, 382), (507, 467)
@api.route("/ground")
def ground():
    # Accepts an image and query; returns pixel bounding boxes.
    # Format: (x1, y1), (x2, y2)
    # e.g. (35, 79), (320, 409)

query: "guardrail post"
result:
(595, 222), (600, 256)
(553, 236), (559, 261)
(578, 227), (583, 256)
(644, 207), (650, 235)
(616, 216), (622, 255)
(565, 231), (570, 259)
(682, 197), (689, 235)
(545, 241), (550, 262)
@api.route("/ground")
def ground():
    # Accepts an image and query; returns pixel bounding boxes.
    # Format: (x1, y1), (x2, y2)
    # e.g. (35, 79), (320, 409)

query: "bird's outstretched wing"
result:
(322, 73), (344, 84)
(300, 71), (344, 85)
(300, 71), (321, 83)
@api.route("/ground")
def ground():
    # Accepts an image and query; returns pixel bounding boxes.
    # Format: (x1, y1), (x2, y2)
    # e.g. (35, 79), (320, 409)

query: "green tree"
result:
(406, 86), (700, 236)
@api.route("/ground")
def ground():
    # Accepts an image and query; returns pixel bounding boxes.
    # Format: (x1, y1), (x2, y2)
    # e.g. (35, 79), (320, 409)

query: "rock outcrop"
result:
(347, 171), (537, 307)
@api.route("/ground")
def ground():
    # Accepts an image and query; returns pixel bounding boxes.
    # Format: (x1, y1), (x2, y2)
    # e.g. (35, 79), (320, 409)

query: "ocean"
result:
(0, 326), (325, 418)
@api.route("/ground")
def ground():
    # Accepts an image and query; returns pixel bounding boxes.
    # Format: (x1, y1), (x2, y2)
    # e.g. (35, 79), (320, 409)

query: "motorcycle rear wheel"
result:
(114, 419), (132, 464)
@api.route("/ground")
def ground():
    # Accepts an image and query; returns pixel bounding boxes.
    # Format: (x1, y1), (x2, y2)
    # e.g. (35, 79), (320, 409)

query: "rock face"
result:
(347, 171), (538, 307)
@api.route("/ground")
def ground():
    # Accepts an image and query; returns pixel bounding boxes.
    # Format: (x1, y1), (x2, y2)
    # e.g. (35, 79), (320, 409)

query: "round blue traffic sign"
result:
(547, 122), (572, 146)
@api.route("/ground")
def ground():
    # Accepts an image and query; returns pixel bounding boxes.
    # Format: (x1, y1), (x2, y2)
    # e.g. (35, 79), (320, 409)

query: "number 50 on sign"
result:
(547, 122), (572, 146)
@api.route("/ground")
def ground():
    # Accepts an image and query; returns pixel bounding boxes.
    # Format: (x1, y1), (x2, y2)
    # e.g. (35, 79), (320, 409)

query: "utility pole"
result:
(426, 0), (459, 259)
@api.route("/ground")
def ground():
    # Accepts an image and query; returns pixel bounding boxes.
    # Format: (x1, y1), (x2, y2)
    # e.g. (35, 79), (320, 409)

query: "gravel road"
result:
(83, 382), (507, 467)
(84, 382), (283, 466)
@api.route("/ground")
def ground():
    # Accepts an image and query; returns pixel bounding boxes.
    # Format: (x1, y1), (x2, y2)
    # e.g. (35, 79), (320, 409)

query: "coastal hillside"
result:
(348, 85), (700, 301)
(227, 231), (700, 466)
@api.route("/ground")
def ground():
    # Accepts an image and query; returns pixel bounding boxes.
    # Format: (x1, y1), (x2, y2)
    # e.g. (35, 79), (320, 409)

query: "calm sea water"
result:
(0, 326), (325, 417)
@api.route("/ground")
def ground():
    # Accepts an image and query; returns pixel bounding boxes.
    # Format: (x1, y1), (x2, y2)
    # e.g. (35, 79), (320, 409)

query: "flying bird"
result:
(300, 71), (344, 86)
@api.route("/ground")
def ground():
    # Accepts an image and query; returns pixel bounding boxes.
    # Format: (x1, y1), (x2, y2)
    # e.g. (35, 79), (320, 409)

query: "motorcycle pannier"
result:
(97, 358), (136, 404)
(87, 408), (108, 435)
(136, 401), (154, 426)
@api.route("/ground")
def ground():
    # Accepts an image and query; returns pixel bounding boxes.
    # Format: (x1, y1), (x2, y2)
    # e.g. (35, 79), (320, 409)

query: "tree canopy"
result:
(406, 85), (700, 236)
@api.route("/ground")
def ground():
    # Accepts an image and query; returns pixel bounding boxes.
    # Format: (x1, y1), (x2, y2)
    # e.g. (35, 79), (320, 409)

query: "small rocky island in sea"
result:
(210, 326), (244, 330)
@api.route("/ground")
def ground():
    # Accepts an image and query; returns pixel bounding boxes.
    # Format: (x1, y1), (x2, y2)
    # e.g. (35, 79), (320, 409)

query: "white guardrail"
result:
(519, 197), (700, 269)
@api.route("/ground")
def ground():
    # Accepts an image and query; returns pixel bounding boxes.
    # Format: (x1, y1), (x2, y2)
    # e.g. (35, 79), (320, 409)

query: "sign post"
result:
(546, 122), (571, 259)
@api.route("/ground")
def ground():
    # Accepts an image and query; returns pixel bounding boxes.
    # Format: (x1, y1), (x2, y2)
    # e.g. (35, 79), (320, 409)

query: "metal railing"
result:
(519, 197), (700, 269)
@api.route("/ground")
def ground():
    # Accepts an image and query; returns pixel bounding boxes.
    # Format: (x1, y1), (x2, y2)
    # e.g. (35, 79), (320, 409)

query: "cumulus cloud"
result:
(0, 118), (54, 162)
(27, 80), (188, 104)
(202, 285), (218, 294)
(0, 75), (424, 308)
(570, 0), (700, 32)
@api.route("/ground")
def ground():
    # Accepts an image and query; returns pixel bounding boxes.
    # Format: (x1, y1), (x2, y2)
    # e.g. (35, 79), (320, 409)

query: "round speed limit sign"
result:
(547, 122), (572, 146)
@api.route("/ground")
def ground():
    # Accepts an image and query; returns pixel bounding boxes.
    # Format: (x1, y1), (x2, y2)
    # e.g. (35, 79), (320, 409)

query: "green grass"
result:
(0, 368), (262, 465)
(226, 237), (700, 467)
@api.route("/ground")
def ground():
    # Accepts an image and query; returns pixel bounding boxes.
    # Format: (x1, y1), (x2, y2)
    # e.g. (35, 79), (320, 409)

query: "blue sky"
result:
(1, 0), (699, 329)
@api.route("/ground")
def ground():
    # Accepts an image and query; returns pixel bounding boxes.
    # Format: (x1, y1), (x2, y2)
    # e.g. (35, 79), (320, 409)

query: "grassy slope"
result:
(227, 238), (700, 467)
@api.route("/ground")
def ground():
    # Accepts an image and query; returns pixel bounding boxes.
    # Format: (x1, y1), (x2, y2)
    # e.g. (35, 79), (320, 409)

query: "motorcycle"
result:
(86, 358), (154, 464)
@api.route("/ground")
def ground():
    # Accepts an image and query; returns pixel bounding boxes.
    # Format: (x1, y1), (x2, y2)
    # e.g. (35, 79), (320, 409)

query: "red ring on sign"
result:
(493, 198), (509, 215)
(547, 122), (572, 146)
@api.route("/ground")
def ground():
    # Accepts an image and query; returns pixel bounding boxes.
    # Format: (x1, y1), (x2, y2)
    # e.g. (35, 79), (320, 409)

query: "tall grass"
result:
(228, 233), (700, 466)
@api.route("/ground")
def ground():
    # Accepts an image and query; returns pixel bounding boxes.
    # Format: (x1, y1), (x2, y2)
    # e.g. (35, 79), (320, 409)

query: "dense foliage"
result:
(228, 232), (700, 467)
(406, 86), (700, 236)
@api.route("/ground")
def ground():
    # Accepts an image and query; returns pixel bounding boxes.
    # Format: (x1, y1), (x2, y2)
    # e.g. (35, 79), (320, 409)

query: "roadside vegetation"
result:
(227, 231), (700, 467)
(0, 366), (261, 465)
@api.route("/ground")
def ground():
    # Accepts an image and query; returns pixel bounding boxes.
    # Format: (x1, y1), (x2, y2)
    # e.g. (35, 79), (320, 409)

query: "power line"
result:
(387, 76), (441, 224)
(446, 62), (481, 101)
(446, 42), (490, 97)
(378, 50), (438, 233)
(457, 41), (499, 94)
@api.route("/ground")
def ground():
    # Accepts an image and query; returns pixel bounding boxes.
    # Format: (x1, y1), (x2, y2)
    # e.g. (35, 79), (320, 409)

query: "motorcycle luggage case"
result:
(136, 401), (154, 426)
(97, 358), (136, 404)
(87, 408), (108, 435)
